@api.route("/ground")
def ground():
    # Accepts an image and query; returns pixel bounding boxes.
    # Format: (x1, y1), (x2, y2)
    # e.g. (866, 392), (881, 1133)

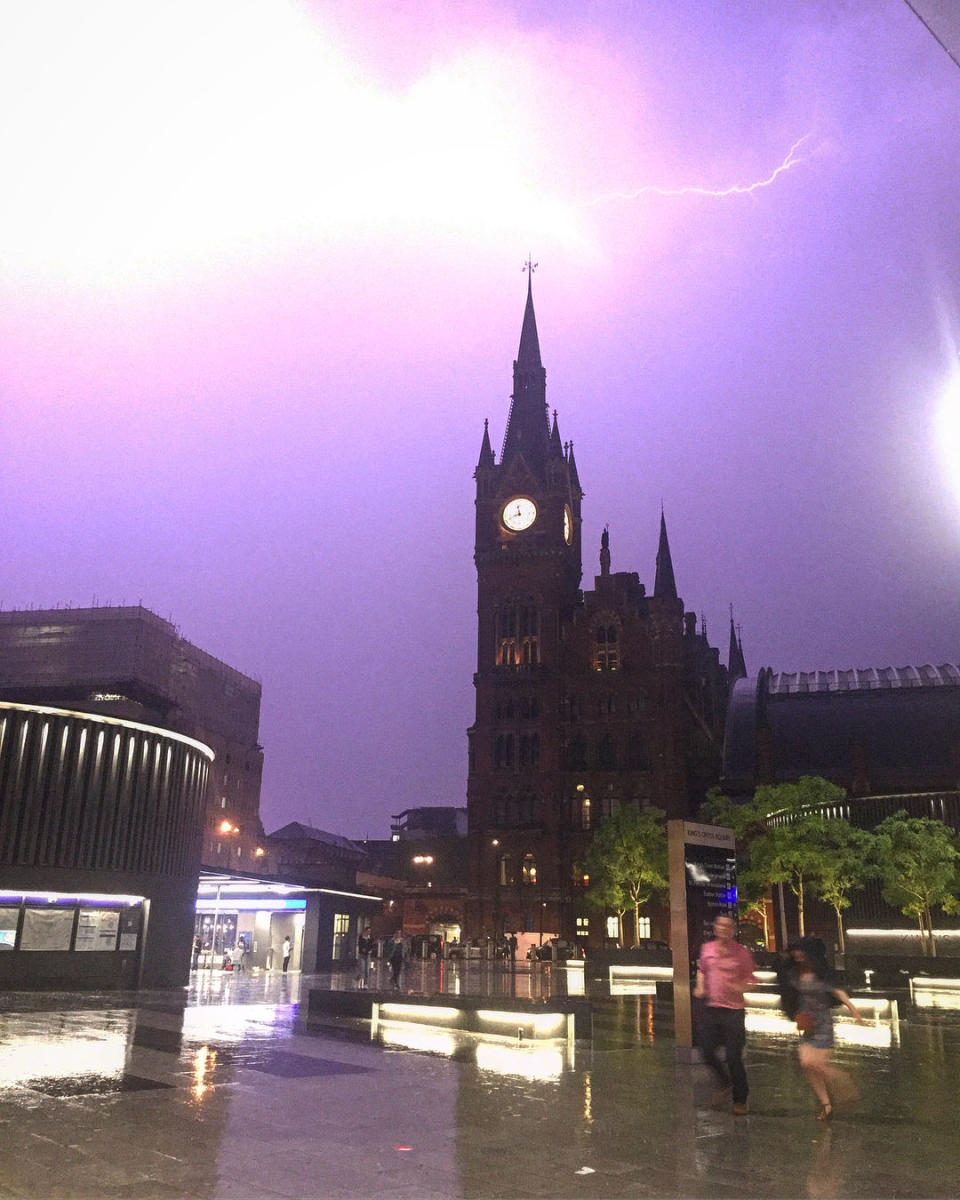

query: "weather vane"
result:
(523, 255), (538, 282)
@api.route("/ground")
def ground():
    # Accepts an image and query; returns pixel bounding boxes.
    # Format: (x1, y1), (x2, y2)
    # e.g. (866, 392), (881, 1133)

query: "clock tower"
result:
(465, 277), (731, 949)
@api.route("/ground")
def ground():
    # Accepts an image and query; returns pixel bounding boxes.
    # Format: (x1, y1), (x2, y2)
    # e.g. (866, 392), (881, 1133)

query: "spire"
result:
(600, 526), (610, 576)
(477, 418), (494, 469)
(654, 509), (677, 600)
(501, 265), (549, 469)
(728, 611), (747, 679)
(566, 440), (581, 493)
(549, 410), (564, 458)
(516, 259), (542, 368)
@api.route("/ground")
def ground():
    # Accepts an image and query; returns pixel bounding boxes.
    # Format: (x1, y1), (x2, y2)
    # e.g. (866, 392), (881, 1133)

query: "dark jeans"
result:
(699, 1006), (748, 1104)
(390, 959), (402, 988)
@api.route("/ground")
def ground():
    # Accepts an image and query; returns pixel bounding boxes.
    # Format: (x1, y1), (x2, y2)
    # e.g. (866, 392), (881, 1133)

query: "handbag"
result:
(795, 1010), (814, 1036)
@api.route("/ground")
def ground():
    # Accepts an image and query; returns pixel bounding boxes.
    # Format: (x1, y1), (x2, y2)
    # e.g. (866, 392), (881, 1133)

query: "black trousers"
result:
(699, 1006), (748, 1104)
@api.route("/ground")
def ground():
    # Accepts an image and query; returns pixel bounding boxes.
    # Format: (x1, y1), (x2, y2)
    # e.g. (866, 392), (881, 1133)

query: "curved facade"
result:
(0, 701), (213, 988)
(721, 667), (960, 947)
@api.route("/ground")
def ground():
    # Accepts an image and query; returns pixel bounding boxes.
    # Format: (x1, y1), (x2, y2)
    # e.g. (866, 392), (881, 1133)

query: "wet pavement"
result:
(1, 963), (958, 1199)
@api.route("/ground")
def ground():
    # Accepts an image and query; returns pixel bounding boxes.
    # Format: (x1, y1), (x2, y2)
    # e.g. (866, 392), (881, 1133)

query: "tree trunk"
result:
(617, 912), (623, 946)
(834, 905), (845, 955)
(777, 882), (788, 949)
(796, 873), (805, 937)
(926, 904), (938, 957)
(632, 901), (640, 947)
(917, 912), (928, 956)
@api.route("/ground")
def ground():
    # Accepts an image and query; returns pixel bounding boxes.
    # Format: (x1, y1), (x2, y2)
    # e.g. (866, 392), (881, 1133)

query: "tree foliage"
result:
(873, 811), (960, 957)
(581, 804), (668, 947)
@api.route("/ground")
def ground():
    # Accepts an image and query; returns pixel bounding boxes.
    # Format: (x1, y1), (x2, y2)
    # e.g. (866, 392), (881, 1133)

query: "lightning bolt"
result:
(583, 135), (817, 208)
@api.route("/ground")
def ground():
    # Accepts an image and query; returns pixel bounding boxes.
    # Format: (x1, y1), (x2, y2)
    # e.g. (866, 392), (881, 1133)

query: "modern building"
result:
(0, 606), (267, 872)
(465, 279), (734, 948)
(723, 663), (960, 953)
(0, 700), (213, 988)
(0, 605), (268, 988)
(195, 871), (382, 973)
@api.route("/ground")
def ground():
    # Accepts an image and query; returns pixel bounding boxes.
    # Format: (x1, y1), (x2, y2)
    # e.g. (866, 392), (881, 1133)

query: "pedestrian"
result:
(507, 933), (518, 967)
(387, 930), (406, 991)
(282, 935), (292, 973)
(693, 913), (756, 1115)
(192, 934), (202, 970)
(357, 926), (374, 989)
(783, 937), (865, 1121)
(232, 937), (246, 972)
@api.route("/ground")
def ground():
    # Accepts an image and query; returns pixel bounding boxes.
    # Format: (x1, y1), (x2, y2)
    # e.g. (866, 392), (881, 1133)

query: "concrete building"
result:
(466, 280), (733, 947)
(0, 606), (267, 872)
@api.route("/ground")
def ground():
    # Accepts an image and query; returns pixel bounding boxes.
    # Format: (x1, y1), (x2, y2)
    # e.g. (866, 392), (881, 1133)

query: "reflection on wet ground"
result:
(2, 967), (960, 1198)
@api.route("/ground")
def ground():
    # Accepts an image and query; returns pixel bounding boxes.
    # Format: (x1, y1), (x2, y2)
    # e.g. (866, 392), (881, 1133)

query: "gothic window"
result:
(565, 736), (587, 771)
(566, 694), (583, 722)
(499, 855), (514, 885)
(626, 733), (648, 770)
(497, 600), (541, 666)
(519, 733), (540, 767)
(494, 734), (514, 768)
(518, 696), (541, 719)
(521, 853), (538, 885)
(598, 694), (616, 716)
(594, 621), (619, 670)
(495, 697), (516, 721)
(596, 735), (617, 770)
(627, 693), (647, 714)
(573, 865), (590, 888)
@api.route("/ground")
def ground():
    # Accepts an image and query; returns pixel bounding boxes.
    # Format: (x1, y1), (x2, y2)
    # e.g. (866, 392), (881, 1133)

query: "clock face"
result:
(502, 497), (537, 532)
(563, 504), (573, 545)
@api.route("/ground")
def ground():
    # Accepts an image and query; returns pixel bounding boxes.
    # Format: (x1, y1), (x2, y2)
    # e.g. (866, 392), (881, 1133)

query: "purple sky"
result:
(2, 1), (960, 839)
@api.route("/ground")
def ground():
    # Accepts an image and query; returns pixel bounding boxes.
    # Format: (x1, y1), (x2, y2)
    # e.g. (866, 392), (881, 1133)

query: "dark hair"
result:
(788, 937), (830, 980)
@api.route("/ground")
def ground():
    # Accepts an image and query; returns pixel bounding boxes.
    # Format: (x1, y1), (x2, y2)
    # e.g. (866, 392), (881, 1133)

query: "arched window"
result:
(519, 733), (540, 767)
(494, 734), (514, 768)
(496, 599), (541, 666)
(594, 619), (619, 670)
(521, 853), (538, 885)
(499, 855), (514, 885)
(596, 735), (617, 770)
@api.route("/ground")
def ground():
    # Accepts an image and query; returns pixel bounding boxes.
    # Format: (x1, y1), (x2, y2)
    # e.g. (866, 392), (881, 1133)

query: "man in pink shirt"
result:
(693, 913), (756, 1114)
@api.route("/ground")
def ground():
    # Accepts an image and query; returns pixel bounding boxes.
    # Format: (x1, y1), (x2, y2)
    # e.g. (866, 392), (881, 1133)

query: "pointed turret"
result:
(549, 410), (564, 458)
(654, 510), (677, 600)
(476, 418), (494, 469)
(501, 272), (549, 469)
(728, 615), (747, 679)
(567, 441), (581, 494)
(600, 526), (610, 576)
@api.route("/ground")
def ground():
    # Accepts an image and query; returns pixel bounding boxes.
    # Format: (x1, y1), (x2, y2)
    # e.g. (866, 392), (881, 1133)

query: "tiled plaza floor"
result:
(1, 965), (958, 1199)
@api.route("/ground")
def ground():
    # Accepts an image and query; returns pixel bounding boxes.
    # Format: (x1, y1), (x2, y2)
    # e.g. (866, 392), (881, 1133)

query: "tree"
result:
(873, 812), (960, 957)
(581, 804), (668, 947)
(804, 818), (876, 955)
(703, 777), (854, 943)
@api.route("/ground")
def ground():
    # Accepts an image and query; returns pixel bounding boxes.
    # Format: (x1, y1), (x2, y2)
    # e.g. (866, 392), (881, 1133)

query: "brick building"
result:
(466, 279), (734, 947)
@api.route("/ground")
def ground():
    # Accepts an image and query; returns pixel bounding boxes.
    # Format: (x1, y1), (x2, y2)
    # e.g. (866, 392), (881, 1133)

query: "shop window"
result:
(332, 913), (349, 960)
(0, 907), (20, 949)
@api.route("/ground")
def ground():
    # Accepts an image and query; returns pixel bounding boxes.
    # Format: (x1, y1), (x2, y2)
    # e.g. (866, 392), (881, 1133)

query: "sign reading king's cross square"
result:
(668, 820), (737, 1055)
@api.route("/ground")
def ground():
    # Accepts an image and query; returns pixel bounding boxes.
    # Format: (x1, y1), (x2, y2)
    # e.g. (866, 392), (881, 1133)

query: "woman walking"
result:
(782, 938), (865, 1121)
